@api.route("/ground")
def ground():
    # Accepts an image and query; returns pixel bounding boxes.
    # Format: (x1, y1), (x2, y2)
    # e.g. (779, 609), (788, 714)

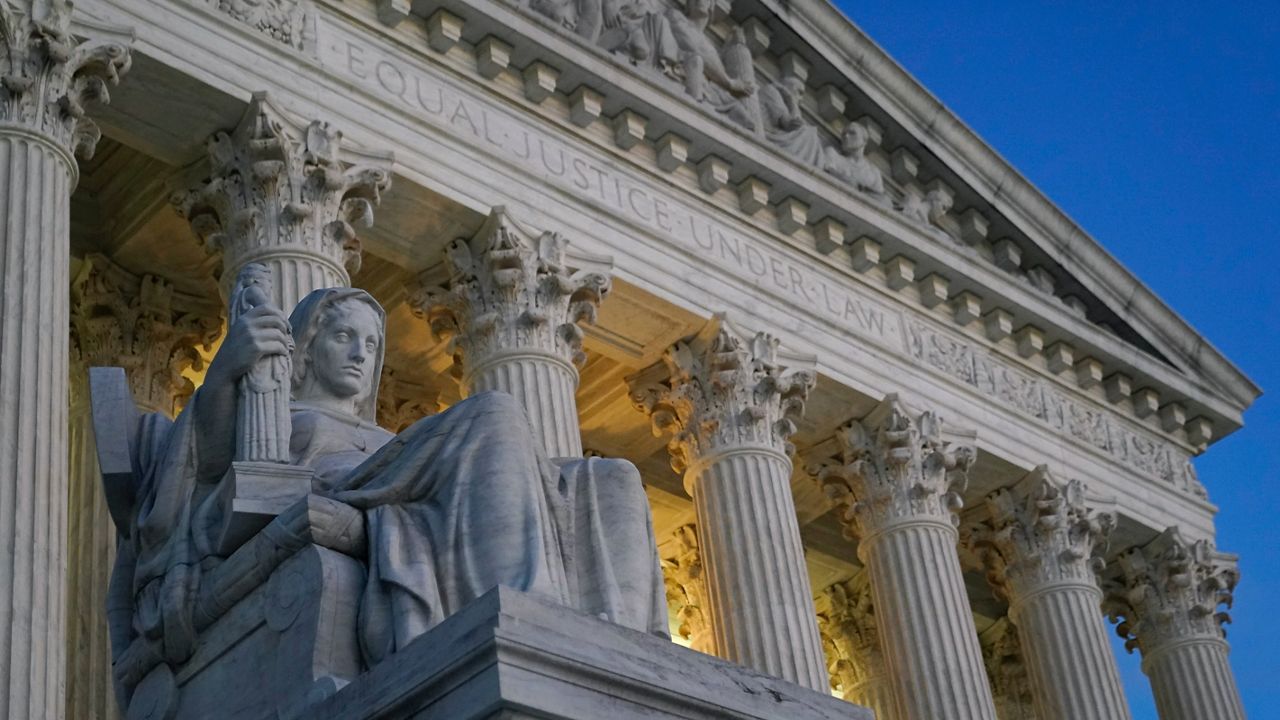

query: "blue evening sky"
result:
(828, 2), (1280, 716)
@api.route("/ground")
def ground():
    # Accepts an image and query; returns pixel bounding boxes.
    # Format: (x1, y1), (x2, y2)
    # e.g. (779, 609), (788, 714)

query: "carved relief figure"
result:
(758, 75), (825, 166)
(899, 187), (952, 237)
(598, 0), (679, 72)
(105, 286), (668, 701)
(825, 122), (885, 197)
(666, 0), (760, 131)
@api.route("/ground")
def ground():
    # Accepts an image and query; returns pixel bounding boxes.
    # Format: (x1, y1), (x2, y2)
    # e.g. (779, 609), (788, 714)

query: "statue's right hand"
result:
(205, 305), (293, 387)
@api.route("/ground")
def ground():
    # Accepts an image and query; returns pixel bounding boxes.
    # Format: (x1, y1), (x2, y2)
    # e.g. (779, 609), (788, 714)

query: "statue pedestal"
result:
(312, 586), (871, 720)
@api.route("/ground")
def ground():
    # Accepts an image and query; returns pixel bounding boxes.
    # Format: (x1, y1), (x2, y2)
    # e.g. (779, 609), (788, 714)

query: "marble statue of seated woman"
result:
(118, 286), (667, 676)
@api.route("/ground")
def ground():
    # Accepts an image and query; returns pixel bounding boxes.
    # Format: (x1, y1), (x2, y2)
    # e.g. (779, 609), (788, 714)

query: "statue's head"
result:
(289, 288), (386, 421)
(841, 122), (868, 154)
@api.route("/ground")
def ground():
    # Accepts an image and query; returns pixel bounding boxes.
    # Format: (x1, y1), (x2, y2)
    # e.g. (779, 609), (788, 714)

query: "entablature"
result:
(74, 0), (1223, 538)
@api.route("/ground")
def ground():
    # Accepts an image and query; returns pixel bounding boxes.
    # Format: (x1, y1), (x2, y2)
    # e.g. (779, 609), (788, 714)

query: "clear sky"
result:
(828, 1), (1280, 716)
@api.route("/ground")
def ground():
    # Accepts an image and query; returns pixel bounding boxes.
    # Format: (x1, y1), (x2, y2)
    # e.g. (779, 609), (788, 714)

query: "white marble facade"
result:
(0, 0), (1258, 718)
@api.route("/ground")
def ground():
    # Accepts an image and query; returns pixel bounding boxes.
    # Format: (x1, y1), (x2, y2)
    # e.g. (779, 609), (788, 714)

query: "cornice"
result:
(758, 0), (1260, 415)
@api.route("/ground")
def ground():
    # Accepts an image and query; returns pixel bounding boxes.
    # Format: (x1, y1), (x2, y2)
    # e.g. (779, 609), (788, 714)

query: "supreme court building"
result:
(0, 0), (1258, 718)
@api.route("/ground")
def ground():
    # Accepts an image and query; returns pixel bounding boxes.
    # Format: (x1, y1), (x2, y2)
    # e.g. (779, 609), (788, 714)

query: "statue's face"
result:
(304, 300), (381, 401)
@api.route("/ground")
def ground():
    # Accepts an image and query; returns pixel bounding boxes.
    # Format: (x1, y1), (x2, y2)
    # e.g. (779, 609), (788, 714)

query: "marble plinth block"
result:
(313, 586), (870, 720)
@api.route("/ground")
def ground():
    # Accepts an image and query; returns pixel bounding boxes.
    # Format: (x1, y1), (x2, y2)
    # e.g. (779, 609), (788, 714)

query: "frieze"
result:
(202, 0), (312, 49)
(319, 27), (902, 352)
(905, 319), (1203, 497)
(319, 20), (1203, 499)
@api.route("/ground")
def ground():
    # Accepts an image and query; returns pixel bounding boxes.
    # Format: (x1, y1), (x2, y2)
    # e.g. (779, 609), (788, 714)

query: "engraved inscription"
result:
(322, 31), (902, 350)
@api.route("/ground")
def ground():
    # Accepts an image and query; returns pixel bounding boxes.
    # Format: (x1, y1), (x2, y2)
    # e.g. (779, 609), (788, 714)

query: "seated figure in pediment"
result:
(106, 278), (667, 709)
(759, 75), (826, 167)
(824, 122), (886, 199)
(666, 0), (760, 131)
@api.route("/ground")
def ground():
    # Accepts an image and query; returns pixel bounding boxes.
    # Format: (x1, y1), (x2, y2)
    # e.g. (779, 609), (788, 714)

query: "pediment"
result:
(453, 0), (1260, 446)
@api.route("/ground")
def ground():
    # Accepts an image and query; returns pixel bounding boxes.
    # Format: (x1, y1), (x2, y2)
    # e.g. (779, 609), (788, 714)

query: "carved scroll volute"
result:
(229, 263), (293, 462)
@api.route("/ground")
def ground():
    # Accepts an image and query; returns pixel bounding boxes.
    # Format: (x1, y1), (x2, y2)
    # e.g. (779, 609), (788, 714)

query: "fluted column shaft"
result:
(820, 395), (996, 720)
(629, 317), (825, 690)
(849, 674), (896, 719)
(1010, 583), (1129, 720)
(65, 384), (119, 720)
(977, 468), (1130, 720)
(691, 448), (827, 690)
(464, 349), (581, 457)
(235, 254), (346, 314)
(0, 129), (73, 720)
(1143, 637), (1243, 720)
(863, 519), (996, 720)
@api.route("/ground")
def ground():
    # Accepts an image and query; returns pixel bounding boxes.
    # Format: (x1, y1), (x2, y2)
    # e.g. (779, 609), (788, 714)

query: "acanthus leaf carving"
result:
(816, 571), (881, 698)
(406, 206), (613, 381)
(376, 365), (441, 433)
(818, 393), (975, 542)
(1105, 527), (1239, 655)
(0, 0), (131, 161)
(967, 466), (1115, 603)
(173, 92), (392, 299)
(980, 618), (1036, 720)
(660, 523), (711, 653)
(70, 254), (223, 417)
(625, 314), (814, 479)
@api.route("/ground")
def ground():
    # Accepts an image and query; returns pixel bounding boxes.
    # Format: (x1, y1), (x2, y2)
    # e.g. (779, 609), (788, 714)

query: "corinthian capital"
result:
(407, 206), (613, 377)
(70, 254), (222, 415)
(174, 92), (392, 298)
(1106, 527), (1239, 654)
(0, 0), (131, 160)
(817, 572), (880, 695)
(626, 315), (815, 477)
(820, 394), (975, 539)
(970, 466), (1115, 601)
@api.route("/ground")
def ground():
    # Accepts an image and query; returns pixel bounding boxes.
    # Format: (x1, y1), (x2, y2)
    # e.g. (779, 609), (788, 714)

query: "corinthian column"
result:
(175, 92), (393, 312)
(970, 467), (1130, 720)
(0, 5), (130, 718)
(819, 395), (997, 720)
(1107, 529), (1244, 720)
(818, 572), (898, 718)
(627, 318), (827, 691)
(66, 256), (221, 720)
(409, 207), (612, 458)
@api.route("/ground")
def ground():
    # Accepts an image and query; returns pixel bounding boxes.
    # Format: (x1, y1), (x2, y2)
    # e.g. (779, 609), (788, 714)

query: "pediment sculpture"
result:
(93, 264), (667, 719)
